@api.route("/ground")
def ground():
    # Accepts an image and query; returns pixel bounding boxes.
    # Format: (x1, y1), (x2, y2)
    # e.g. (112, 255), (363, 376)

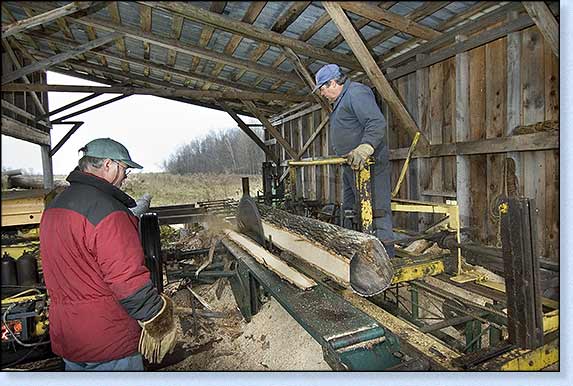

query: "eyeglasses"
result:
(114, 161), (131, 176)
(319, 81), (332, 92)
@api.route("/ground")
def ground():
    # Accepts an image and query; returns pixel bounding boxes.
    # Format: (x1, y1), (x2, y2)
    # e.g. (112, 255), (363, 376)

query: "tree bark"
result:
(257, 204), (394, 296)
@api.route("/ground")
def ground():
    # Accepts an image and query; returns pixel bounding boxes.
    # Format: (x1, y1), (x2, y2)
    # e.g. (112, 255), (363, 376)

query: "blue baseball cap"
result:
(80, 138), (143, 169)
(312, 64), (342, 93)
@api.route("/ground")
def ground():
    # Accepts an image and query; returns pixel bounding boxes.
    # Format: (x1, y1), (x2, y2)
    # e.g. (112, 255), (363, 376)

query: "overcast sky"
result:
(1, 71), (260, 175)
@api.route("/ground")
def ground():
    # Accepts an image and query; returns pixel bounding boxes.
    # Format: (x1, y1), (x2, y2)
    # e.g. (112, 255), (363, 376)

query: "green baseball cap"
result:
(80, 138), (143, 169)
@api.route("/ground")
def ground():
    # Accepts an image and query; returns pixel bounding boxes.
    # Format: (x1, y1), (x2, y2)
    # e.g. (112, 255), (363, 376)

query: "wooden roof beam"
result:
(322, 1), (430, 150)
(522, 1), (558, 57)
(107, 2), (130, 73)
(189, 1), (227, 74)
(163, 15), (183, 82)
(20, 2), (302, 86)
(2, 38), (47, 116)
(281, 46), (331, 113)
(219, 101), (279, 164)
(22, 30), (272, 94)
(139, 1), (363, 71)
(2, 83), (314, 103)
(1, 1), (93, 38)
(2, 31), (122, 84)
(336, 2), (442, 41)
(205, 1), (267, 89)
(243, 100), (298, 159)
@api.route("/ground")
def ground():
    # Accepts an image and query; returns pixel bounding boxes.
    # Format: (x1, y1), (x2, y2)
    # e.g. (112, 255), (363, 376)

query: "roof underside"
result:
(2, 1), (509, 117)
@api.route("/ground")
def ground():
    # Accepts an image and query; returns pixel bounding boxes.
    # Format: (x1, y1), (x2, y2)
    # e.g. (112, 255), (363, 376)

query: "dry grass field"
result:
(122, 172), (263, 206)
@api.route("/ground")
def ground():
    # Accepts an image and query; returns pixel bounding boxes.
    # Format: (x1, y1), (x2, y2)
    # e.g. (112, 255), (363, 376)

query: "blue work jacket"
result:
(329, 81), (388, 158)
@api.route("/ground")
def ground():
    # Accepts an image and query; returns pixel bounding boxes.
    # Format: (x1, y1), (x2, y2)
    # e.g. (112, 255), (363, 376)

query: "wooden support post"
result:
(2, 32), (123, 84)
(243, 100), (298, 159)
(2, 1), (93, 38)
(219, 101), (279, 165)
(455, 35), (470, 228)
(281, 46), (332, 113)
(500, 197), (544, 349)
(522, 2), (558, 58)
(49, 121), (84, 156)
(322, 1), (430, 151)
(507, 11), (524, 196)
(41, 144), (54, 190)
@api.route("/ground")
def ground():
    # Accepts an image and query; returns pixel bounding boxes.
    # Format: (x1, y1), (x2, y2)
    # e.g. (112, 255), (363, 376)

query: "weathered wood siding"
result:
(268, 26), (558, 261)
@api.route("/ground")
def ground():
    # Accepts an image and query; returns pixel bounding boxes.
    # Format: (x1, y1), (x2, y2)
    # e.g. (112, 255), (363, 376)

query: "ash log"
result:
(257, 204), (394, 296)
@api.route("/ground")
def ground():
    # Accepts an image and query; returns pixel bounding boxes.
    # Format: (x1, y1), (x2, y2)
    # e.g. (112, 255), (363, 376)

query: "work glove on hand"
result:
(131, 193), (152, 217)
(346, 143), (374, 170)
(138, 293), (178, 363)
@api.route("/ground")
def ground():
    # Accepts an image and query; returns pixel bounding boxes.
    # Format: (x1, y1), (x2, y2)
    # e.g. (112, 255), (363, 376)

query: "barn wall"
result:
(267, 26), (559, 261)
(1, 47), (50, 135)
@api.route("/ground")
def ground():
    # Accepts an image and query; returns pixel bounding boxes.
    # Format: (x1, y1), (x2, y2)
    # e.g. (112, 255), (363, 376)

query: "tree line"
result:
(162, 127), (265, 175)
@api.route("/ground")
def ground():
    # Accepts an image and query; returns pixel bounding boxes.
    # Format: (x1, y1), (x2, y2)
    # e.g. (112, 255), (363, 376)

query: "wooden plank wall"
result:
(269, 27), (558, 261)
(1, 48), (50, 133)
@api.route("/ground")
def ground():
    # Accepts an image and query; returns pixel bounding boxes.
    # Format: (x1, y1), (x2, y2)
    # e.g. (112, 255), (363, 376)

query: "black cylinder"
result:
(1, 253), (18, 286)
(16, 251), (38, 286)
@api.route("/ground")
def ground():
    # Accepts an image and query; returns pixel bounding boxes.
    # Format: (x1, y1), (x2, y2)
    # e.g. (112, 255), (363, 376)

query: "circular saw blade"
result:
(237, 195), (265, 246)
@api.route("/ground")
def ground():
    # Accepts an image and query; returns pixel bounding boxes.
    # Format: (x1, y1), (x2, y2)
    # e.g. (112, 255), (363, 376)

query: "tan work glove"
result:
(138, 294), (177, 363)
(346, 143), (374, 170)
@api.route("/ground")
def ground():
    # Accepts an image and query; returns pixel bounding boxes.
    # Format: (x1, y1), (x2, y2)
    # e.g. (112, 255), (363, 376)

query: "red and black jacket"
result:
(40, 168), (162, 362)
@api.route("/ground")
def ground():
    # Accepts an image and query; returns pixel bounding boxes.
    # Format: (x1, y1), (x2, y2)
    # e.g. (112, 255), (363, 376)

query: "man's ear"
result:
(102, 158), (114, 170)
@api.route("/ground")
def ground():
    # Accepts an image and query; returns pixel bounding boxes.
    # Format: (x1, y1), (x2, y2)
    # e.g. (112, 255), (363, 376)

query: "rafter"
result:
(322, 1), (429, 149)
(20, 1), (304, 87)
(219, 101), (279, 164)
(164, 15), (184, 82)
(243, 100), (298, 159)
(140, 3), (152, 76)
(522, 1), (558, 57)
(23, 29), (269, 93)
(204, 1), (267, 90)
(107, 2), (130, 73)
(2, 1), (92, 38)
(2, 32), (123, 85)
(189, 1), (227, 74)
(2, 83), (313, 103)
(139, 2), (362, 70)
(336, 2), (442, 40)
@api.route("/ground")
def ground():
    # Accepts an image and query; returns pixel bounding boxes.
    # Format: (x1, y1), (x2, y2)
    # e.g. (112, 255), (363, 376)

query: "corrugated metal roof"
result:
(2, 1), (517, 115)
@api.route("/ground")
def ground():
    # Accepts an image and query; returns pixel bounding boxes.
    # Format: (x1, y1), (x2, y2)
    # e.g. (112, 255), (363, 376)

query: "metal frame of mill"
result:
(1, 1), (560, 371)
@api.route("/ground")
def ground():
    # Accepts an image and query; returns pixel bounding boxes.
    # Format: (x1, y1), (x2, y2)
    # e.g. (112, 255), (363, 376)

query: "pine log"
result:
(8, 175), (68, 189)
(257, 204), (394, 296)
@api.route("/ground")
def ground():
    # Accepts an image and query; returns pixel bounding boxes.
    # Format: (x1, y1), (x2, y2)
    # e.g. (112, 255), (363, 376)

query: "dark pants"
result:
(342, 161), (395, 258)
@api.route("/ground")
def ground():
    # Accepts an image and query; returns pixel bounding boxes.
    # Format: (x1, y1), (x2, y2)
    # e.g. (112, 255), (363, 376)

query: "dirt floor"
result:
(159, 281), (331, 371)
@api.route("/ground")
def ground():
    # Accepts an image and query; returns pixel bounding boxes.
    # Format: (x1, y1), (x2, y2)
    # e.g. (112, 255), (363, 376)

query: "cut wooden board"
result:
(224, 230), (316, 290)
(257, 204), (394, 296)
(262, 222), (349, 286)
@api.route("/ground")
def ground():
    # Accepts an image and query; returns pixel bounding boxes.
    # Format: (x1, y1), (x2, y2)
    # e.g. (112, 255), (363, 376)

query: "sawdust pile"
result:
(163, 281), (330, 371)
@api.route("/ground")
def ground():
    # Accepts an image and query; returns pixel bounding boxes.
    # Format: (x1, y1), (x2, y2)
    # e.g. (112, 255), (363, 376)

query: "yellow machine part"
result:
(1, 190), (48, 227)
(500, 339), (559, 371)
(391, 260), (445, 285)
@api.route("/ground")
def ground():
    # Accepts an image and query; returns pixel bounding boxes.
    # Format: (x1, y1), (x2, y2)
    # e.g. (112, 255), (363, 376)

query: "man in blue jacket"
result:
(314, 64), (395, 257)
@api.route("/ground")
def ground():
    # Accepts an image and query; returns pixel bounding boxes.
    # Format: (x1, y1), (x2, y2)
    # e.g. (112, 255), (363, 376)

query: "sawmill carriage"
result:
(1, 1), (560, 372)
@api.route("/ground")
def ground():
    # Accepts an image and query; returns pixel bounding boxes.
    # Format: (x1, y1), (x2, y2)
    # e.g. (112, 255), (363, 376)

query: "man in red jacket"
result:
(40, 138), (176, 371)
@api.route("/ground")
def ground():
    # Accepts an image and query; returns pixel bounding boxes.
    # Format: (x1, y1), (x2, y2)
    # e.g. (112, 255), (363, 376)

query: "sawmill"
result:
(1, 1), (560, 373)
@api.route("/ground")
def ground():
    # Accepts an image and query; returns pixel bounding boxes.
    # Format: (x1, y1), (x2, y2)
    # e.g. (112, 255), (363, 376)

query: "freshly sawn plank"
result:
(224, 230), (316, 291)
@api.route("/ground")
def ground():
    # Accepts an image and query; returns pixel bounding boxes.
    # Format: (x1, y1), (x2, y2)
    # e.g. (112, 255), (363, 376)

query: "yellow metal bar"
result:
(356, 161), (374, 234)
(392, 131), (420, 198)
(391, 260), (445, 284)
(288, 157), (348, 167)
(543, 310), (558, 334)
